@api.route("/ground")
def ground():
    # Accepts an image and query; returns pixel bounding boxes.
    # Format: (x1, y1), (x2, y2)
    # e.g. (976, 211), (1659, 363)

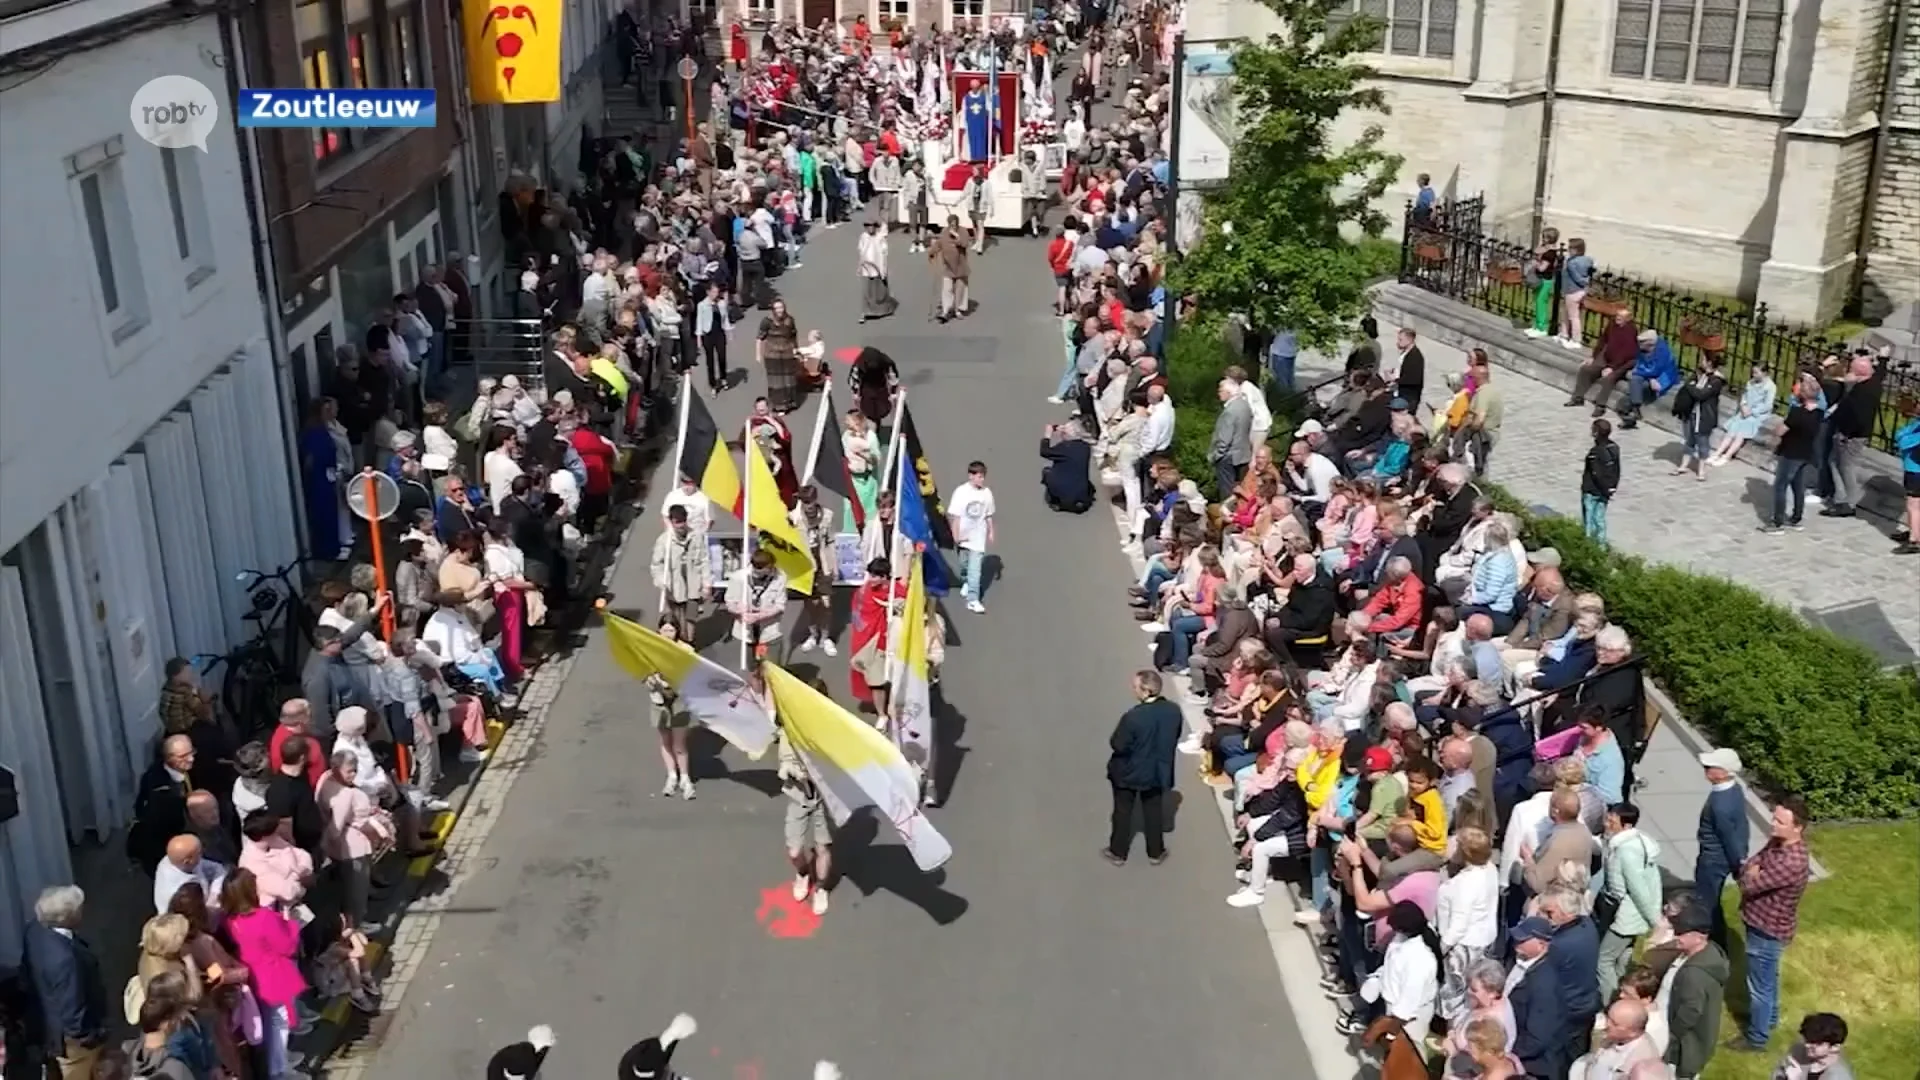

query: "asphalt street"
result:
(361, 220), (1311, 1079)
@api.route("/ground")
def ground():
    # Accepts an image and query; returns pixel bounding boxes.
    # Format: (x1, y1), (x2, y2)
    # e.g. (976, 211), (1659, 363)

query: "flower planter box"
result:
(1413, 242), (1445, 263)
(1489, 264), (1525, 286)
(1678, 324), (1726, 352)
(1584, 296), (1629, 318)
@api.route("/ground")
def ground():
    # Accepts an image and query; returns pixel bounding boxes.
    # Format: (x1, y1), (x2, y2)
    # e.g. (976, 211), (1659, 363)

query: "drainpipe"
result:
(1848, 0), (1912, 316)
(1163, 31), (1186, 338)
(218, 5), (309, 557)
(1528, 0), (1569, 245)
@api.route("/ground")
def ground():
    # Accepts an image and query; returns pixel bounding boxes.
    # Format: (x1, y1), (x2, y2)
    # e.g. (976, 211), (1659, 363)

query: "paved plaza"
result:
(334, 223), (1316, 1079)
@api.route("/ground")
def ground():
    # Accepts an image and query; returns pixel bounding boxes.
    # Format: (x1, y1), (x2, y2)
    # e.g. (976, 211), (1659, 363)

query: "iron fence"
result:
(1396, 196), (1920, 455)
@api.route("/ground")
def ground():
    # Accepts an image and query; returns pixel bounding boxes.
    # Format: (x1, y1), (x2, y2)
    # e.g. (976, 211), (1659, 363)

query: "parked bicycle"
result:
(198, 557), (329, 737)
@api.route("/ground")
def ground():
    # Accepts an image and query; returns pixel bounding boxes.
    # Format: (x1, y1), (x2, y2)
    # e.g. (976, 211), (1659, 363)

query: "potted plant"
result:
(1412, 231), (1445, 264)
(1678, 313), (1728, 352)
(1583, 284), (1630, 319)
(1488, 259), (1525, 286)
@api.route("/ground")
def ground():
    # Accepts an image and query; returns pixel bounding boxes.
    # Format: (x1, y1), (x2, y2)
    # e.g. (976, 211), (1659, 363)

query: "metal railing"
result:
(452, 317), (546, 396)
(1397, 196), (1920, 455)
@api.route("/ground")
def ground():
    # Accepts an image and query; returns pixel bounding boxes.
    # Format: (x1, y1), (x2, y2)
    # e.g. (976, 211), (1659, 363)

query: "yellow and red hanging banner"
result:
(464, 0), (564, 105)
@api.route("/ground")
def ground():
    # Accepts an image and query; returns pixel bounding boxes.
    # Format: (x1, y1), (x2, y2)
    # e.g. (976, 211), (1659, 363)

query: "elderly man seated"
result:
(1347, 554), (1424, 650)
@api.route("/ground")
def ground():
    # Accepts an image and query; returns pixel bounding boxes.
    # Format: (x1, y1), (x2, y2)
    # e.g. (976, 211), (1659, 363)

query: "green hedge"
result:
(1160, 326), (1920, 819)
(1477, 487), (1920, 820)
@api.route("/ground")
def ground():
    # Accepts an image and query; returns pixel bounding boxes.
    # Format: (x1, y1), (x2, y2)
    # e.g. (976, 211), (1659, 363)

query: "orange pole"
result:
(362, 471), (395, 642)
(684, 77), (696, 148)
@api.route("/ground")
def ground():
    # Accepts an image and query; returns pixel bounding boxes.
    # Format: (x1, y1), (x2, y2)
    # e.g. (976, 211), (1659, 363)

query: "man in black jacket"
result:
(1419, 463), (1481, 570)
(1264, 552), (1337, 663)
(1039, 422), (1095, 513)
(1390, 328), (1426, 409)
(1103, 670), (1184, 866)
(21, 885), (109, 1080)
(125, 735), (194, 874)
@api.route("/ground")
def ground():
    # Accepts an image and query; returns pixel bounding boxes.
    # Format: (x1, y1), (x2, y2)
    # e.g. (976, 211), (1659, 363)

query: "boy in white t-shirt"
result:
(946, 461), (996, 614)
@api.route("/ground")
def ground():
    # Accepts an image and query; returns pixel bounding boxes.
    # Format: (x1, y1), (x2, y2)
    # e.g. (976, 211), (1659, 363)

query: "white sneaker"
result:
(792, 874), (809, 901)
(422, 796), (451, 812)
(811, 887), (830, 915)
(966, 599), (985, 614)
(459, 746), (486, 765)
(1523, 327), (1547, 338)
(1234, 868), (1251, 883)
(798, 635), (817, 653)
(1226, 888), (1266, 908)
(1177, 736), (1203, 755)
(1293, 909), (1325, 927)
(1046, 395), (1065, 404)
(662, 775), (680, 797)
(821, 638), (838, 657)
(679, 776), (697, 800)
(1140, 621), (1166, 634)
(1561, 336), (1583, 349)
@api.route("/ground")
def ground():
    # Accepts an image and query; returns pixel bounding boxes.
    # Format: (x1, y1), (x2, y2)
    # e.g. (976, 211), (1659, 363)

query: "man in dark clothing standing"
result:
(1817, 350), (1884, 518)
(125, 735), (194, 874)
(1103, 670), (1184, 866)
(1581, 417), (1621, 544)
(1390, 327), (1426, 409)
(1693, 747), (1749, 946)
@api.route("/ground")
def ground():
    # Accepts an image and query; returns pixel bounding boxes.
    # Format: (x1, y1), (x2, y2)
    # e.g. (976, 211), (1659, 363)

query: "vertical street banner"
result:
(465, 0), (565, 105)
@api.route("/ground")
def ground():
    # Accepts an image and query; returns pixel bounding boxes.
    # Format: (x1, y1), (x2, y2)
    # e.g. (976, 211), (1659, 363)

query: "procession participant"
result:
(847, 556), (909, 718)
(789, 485), (841, 656)
(748, 396), (803, 507)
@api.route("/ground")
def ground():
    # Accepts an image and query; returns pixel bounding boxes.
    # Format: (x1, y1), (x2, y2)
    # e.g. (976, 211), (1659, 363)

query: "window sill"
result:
(1562, 78), (1786, 120)
(110, 315), (150, 347)
(182, 266), (219, 319)
(312, 128), (405, 191)
(186, 265), (216, 291)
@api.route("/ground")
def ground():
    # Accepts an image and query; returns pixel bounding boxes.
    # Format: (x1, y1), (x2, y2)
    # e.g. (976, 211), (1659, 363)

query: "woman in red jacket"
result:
(569, 421), (617, 535)
(729, 23), (748, 70)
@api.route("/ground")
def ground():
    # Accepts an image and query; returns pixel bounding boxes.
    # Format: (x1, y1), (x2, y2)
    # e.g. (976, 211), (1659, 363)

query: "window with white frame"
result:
(746, 0), (776, 21)
(950, 0), (985, 22)
(70, 146), (149, 344)
(159, 148), (216, 289)
(878, 0), (911, 20)
(1325, 0), (1455, 59)
(1610, 0), (1783, 90)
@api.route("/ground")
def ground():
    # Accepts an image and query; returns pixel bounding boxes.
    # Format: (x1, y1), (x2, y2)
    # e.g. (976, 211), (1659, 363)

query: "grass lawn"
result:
(1706, 821), (1920, 1080)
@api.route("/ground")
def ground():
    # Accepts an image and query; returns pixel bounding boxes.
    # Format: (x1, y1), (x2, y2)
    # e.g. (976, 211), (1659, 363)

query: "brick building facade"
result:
(241, 0), (468, 406)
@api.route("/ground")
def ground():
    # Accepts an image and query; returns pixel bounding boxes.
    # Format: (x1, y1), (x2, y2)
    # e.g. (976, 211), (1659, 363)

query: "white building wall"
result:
(0, 9), (300, 947)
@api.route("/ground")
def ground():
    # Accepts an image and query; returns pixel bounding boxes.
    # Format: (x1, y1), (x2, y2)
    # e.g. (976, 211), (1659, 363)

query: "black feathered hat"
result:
(616, 1013), (698, 1079)
(487, 1025), (555, 1080)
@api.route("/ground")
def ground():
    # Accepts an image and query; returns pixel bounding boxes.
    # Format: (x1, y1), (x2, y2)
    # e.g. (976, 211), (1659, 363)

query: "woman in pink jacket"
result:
(222, 868), (307, 1079)
(238, 812), (314, 912)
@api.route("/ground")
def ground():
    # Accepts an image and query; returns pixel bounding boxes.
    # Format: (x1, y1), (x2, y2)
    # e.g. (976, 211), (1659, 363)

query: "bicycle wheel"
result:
(222, 646), (285, 738)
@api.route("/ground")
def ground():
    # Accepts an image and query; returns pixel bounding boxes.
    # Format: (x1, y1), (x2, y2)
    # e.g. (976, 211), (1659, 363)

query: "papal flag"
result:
(764, 663), (951, 872)
(600, 609), (775, 757)
(888, 556), (935, 777)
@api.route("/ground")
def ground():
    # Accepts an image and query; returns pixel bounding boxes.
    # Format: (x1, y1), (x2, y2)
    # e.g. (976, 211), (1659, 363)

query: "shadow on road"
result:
(832, 811), (970, 925)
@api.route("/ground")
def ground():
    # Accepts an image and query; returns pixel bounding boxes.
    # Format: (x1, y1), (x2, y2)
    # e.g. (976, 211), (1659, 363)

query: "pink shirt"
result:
(238, 836), (313, 909)
(225, 907), (307, 1007)
(1374, 868), (1442, 939)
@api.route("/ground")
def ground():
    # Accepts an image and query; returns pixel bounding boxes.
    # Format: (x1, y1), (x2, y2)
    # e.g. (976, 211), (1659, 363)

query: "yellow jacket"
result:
(1297, 748), (1342, 811)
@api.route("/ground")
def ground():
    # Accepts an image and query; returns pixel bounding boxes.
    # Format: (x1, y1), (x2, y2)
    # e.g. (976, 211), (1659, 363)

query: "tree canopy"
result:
(1171, 0), (1401, 348)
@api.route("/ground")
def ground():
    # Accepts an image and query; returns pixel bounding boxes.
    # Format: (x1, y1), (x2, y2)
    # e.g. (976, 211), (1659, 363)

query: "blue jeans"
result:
(1625, 373), (1652, 418)
(1743, 923), (1785, 1047)
(1310, 844), (1333, 913)
(1166, 613), (1205, 670)
(1582, 493), (1609, 544)
(959, 548), (986, 602)
(1683, 416), (1714, 460)
(1771, 457), (1809, 526)
(1141, 562), (1175, 605)
(1057, 348), (1083, 399)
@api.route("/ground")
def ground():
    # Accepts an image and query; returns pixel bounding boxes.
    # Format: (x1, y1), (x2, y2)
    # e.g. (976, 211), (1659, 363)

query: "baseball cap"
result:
(1670, 904), (1713, 937)
(1296, 419), (1325, 437)
(1362, 746), (1393, 773)
(1526, 547), (1562, 568)
(1636, 329), (1658, 346)
(1509, 916), (1554, 943)
(1698, 748), (1744, 774)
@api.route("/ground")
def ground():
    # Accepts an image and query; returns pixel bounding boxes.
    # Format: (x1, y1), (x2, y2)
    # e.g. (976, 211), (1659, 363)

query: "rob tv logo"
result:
(130, 75), (221, 152)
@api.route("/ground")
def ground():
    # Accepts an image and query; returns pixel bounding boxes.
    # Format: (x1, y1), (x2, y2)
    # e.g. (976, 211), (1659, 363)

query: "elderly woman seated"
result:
(1506, 593), (1606, 688)
(1457, 517), (1521, 636)
(1306, 638), (1384, 728)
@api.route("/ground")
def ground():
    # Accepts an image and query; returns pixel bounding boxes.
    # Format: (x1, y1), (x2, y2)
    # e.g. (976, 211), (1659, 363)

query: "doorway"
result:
(803, 0), (835, 28)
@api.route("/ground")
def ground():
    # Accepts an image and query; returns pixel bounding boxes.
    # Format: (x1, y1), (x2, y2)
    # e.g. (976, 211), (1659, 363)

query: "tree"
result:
(1170, 1), (1401, 349)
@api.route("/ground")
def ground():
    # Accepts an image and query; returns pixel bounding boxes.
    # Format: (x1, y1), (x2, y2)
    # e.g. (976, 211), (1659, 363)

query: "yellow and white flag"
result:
(601, 610), (775, 757)
(763, 663), (952, 872)
(744, 435), (816, 593)
(889, 558), (935, 775)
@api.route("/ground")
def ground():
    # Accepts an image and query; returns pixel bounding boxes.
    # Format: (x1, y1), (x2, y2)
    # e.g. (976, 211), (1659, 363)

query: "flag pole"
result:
(878, 388), (906, 495)
(801, 388), (831, 485)
(739, 417), (754, 672)
(662, 381), (692, 613)
(881, 446), (909, 745)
